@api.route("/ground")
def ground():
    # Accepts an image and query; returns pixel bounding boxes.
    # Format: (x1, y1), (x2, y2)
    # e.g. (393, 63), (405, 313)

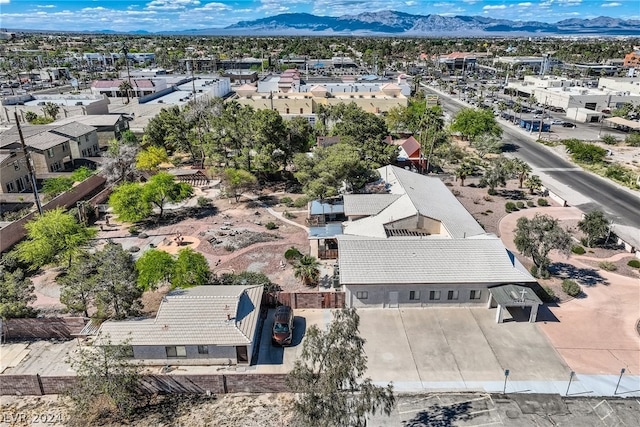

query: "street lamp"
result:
(565, 371), (575, 396)
(503, 369), (510, 394)
(614, 368), (626, 395)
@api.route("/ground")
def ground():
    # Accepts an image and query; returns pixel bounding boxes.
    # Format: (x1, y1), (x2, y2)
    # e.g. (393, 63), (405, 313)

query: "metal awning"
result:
(489, 284), (542, 307)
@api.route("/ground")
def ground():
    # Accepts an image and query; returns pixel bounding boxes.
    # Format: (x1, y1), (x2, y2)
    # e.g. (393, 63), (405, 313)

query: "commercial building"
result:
(1, 94), (110, 124)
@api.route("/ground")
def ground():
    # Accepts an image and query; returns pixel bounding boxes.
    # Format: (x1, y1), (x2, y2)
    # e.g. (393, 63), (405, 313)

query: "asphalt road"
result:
(429, 88), (640, 229)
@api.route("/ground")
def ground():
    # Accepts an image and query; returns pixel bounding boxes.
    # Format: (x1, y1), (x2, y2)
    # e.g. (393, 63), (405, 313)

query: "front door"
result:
(388, 291), (399, 308)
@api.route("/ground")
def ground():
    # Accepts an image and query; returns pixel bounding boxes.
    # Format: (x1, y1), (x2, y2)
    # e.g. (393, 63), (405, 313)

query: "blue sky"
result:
(0, 0), (638, 32)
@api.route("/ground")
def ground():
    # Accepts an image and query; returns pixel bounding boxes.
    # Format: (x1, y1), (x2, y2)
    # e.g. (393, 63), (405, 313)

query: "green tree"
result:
(577, 210), (611, 247)
(250, 108), (289, 173)
(118, 80), (132, 104)
(471, 133), (503, 159)
(16, 208), (96, 270)
(70, 166), (95, 182)
(454, 162), (475, 186)
(42, 177), (73, 198)
(93, 242), (142, 320)
(142, 172), (193, 218)
(287, 308), (395, 427)
(514, 214), (572, 277)
(510, 158), (532, 188)
(293, 255), (321, 287)
(0, 267), (37, 319)
(450, 108), (502, 140)
(109, 182), (152, 222)
(135, 249), (175, 290)
(171, 247), (210, 288)
(135, 146), (169, 172)
(564, 139), (607, 164)
(524, 174), (543, 194)
(143, 106), (191, 157)
(222, 168), (258, 202)
(68, 336), (143, 421)
(42, 102), (60, 120)
(480, 158), (511, 194)
(57, 251), (99, 317)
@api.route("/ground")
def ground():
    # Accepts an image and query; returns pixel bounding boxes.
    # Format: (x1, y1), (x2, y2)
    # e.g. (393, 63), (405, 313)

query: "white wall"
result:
(345, 283), (492, 308)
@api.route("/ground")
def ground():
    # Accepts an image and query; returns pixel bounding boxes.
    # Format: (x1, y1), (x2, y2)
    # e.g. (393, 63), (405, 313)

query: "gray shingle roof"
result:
(337, 236), (536, 285)
(1, 125), (71, 150)
(97, 285), (263, 346)
(343, 194), (400, 217)
(25, 132), (69, 151)
(52, 115), (123, 127)
(50, 122), (96, 138)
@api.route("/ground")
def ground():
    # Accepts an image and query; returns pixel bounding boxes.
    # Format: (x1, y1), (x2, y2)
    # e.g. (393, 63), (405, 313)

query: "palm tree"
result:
(510, 158), (532, 188)
(119, 80), (132, 104)
(525, 175), (543, 195)
(293, 255), (321, 287)
(455, 162), (475, 186)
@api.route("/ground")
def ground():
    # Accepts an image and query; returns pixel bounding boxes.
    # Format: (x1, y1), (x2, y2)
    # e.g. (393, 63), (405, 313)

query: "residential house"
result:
(49, 122), (100, 158)
(0, 127), (71, 175)
(310, 165), (539, 320)
(96, 285), (264, 365)
(51, 114), (129, 147)
(0, 152), (32, 194)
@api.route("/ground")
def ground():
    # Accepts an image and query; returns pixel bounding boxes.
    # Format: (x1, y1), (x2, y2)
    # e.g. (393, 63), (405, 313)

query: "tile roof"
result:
(343, 194), (400, 217)
(337, 236), (535, 285)
(96, 285), (263, 346)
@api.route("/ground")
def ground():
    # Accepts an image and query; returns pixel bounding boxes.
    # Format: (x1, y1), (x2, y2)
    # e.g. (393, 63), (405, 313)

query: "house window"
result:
(16, 178), (25, 191)
(47, 148), (55, 158)
(300, 108), (304, 114)
(356, 291), (368, 299)
(470, 290), (482, 300)
(6, 182), (15, 192)
(197, 345), (209, 355)
(285, 108), (290, 114)
(13, 161), (20, 171)
(165, 346), (187, 358)
(62, 143), (67, 152)
(409, 291), (420, 301)
(447, 290), (459, 300)
(429, 290), (441, 301)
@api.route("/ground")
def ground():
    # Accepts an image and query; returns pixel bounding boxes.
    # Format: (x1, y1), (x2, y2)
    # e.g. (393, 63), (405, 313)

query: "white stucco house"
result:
(331, 166), (541, 321)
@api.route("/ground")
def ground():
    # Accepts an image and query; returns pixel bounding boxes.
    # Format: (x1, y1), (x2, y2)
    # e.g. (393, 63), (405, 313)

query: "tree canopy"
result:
(514, 214), (572, 277)
(451, 108), (502, 140)
(0, 267), (37, 319)
(16, 208), (96, 270)
(171, 248), (211, 288)
(288, 308), (395, 427)
(578, 210), (611, 247)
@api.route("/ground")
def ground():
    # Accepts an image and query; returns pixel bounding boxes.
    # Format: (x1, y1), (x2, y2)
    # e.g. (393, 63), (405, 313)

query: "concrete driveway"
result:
(254, 309), (331, 373)
(358, 307), (572, 393)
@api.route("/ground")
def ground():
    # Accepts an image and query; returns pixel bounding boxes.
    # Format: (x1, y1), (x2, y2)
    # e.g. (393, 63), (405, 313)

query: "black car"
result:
(562, 122), (577, 128)
(272, 305), (294, 346)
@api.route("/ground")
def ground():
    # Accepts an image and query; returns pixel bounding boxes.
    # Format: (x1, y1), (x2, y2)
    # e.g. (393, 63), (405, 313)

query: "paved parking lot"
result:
(367, 392), (640, 426)
(358, 308), (572, 393)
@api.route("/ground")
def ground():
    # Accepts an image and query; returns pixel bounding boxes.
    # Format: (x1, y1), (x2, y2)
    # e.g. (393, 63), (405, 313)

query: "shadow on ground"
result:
(403, 402), (474, 427)
(549, 262), (609, 287)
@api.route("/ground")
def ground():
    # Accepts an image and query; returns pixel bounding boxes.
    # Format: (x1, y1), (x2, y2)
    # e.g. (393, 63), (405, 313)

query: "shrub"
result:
(539, 286), (557, 303)
(598, 261), (617, 271)
(197, 196), (211, 207)
(224, 244), (235, 252)
(537, 198), (549, 206)
(293, 196), (309, 208)
(530, 265), (539, 278)
(485, 209), (493, 214)
(605, 164), (633, 183)
(562, 279), (581, 297)
(265, 222), (278, 230)
(627, 259), (640, 268)
(600, 134), (618, 145)
(128, 246), (140, 253)
(571, 245), (586, 255)
(280, 196), (293, 207)
(284, 246), (303, 262)
(128, 225), (140, 235)
(487, 188), (498, 196)
(283, 211), (295, 219)
(516, 201), (525, 209)
(564, 139), (607, 164)
(505, 202), (518, 213)
(527, 200), (535, 207)
(625, 133), (640, 147)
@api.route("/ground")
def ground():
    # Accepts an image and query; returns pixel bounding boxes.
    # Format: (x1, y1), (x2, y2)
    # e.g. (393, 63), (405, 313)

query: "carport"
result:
(488, 284), (542, 323)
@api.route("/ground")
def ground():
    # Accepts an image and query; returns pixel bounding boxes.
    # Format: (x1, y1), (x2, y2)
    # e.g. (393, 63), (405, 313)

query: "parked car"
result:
(272, 305), (294, 346)
(551, 119), (565, 125)
(562, 122), (577, 128)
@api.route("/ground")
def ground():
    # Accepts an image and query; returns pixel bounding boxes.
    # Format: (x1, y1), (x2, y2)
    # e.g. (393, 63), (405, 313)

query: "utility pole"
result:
(14, 112), (43, 215)
(538, 95), (548, 140)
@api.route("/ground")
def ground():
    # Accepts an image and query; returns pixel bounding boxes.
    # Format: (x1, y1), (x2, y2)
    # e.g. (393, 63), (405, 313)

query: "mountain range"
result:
(220, 11), (640, 36)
